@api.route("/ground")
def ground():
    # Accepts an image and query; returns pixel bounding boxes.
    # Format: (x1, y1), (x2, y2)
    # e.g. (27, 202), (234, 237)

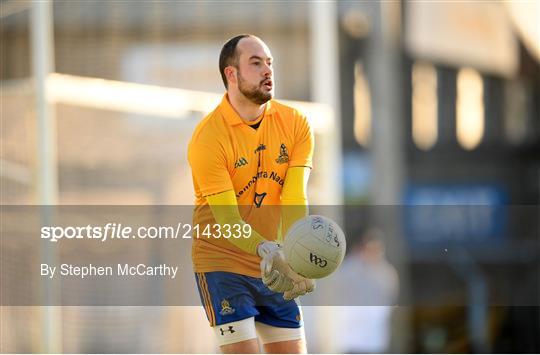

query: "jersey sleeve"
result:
(288, 112), (314, 168)
(280, 166), (309, 241)
(206, 190), (266, 255)
(188, 140), (233, 197)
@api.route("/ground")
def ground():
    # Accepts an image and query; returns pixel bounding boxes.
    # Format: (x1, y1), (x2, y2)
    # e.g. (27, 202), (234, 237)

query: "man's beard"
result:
(237, 70), (272, 105)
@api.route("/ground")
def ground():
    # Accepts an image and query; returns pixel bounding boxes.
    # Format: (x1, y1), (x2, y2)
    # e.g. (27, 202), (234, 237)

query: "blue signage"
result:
(404, 185), (507, 245)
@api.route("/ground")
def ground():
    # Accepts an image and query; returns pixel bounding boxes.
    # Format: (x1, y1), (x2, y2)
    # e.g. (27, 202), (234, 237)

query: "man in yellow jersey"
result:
(188, 34), (315, 353)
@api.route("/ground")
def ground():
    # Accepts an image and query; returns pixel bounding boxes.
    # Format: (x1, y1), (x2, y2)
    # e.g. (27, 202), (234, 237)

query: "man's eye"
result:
(252, 62), (260, 66)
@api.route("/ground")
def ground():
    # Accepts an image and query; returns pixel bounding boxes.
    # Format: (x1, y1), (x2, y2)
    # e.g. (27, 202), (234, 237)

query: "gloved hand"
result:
(257, 241), (315, 300)
(258, 241), (293, 292)
(282, 273), (315, 301)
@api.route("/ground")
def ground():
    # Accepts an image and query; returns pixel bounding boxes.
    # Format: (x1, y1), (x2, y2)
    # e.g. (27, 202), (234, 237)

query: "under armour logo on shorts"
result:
(219, 326), (235, 335)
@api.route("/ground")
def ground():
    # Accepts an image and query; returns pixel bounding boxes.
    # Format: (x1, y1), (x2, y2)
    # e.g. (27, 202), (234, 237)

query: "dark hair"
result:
(219, 34), (253, 89)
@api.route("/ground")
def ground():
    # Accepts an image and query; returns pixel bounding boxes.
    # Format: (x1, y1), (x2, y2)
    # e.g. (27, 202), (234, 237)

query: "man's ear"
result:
(225, 66), (237, 86)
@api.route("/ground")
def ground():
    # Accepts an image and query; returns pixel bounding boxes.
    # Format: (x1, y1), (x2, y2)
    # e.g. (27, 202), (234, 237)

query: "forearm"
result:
(206, 190), (266, 255)
(281, 167), (310, 240)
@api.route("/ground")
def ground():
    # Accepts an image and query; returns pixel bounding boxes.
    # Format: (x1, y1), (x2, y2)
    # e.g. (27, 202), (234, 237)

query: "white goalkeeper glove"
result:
(257, 241), (315, 300)
(282, 273), (315, 301)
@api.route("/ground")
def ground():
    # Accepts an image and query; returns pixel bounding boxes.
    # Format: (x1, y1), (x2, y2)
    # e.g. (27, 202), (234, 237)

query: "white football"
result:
(283, 215), (346, 279)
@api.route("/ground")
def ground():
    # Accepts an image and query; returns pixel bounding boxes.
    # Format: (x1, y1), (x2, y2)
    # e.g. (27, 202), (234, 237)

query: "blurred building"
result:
(338, 1), (539, 353)
(1, 0), (539, 353)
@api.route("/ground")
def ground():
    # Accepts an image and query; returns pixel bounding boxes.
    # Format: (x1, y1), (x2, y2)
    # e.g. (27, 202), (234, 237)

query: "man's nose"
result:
(263, 63), (272, 77)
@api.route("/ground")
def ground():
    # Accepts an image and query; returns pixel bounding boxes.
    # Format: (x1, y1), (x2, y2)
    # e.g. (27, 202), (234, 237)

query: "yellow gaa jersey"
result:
(187, 94), (314, 277)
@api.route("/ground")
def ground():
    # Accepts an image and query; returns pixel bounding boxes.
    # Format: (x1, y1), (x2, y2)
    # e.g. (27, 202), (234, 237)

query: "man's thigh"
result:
(194, 271), (305, 351)
(195, 271), (263, 349)
(264, 339), (307, 354)
(256, 320), (306, 354)
(254, 293), (306, 354)
(221, 338), (260, 354)
(194, 271), (258, 327)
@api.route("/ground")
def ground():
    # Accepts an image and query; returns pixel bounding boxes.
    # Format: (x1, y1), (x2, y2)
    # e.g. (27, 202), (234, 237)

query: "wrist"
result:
(257, 241), (280, 257)
(256, 242), (266, 257)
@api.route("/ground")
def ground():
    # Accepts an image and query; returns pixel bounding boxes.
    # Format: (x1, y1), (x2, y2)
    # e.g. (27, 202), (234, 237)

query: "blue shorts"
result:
(194, 271), (302, 328)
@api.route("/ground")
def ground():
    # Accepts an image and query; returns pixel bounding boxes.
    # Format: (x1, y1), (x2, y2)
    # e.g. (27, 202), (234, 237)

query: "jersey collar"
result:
(219, 93), (276, 126)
